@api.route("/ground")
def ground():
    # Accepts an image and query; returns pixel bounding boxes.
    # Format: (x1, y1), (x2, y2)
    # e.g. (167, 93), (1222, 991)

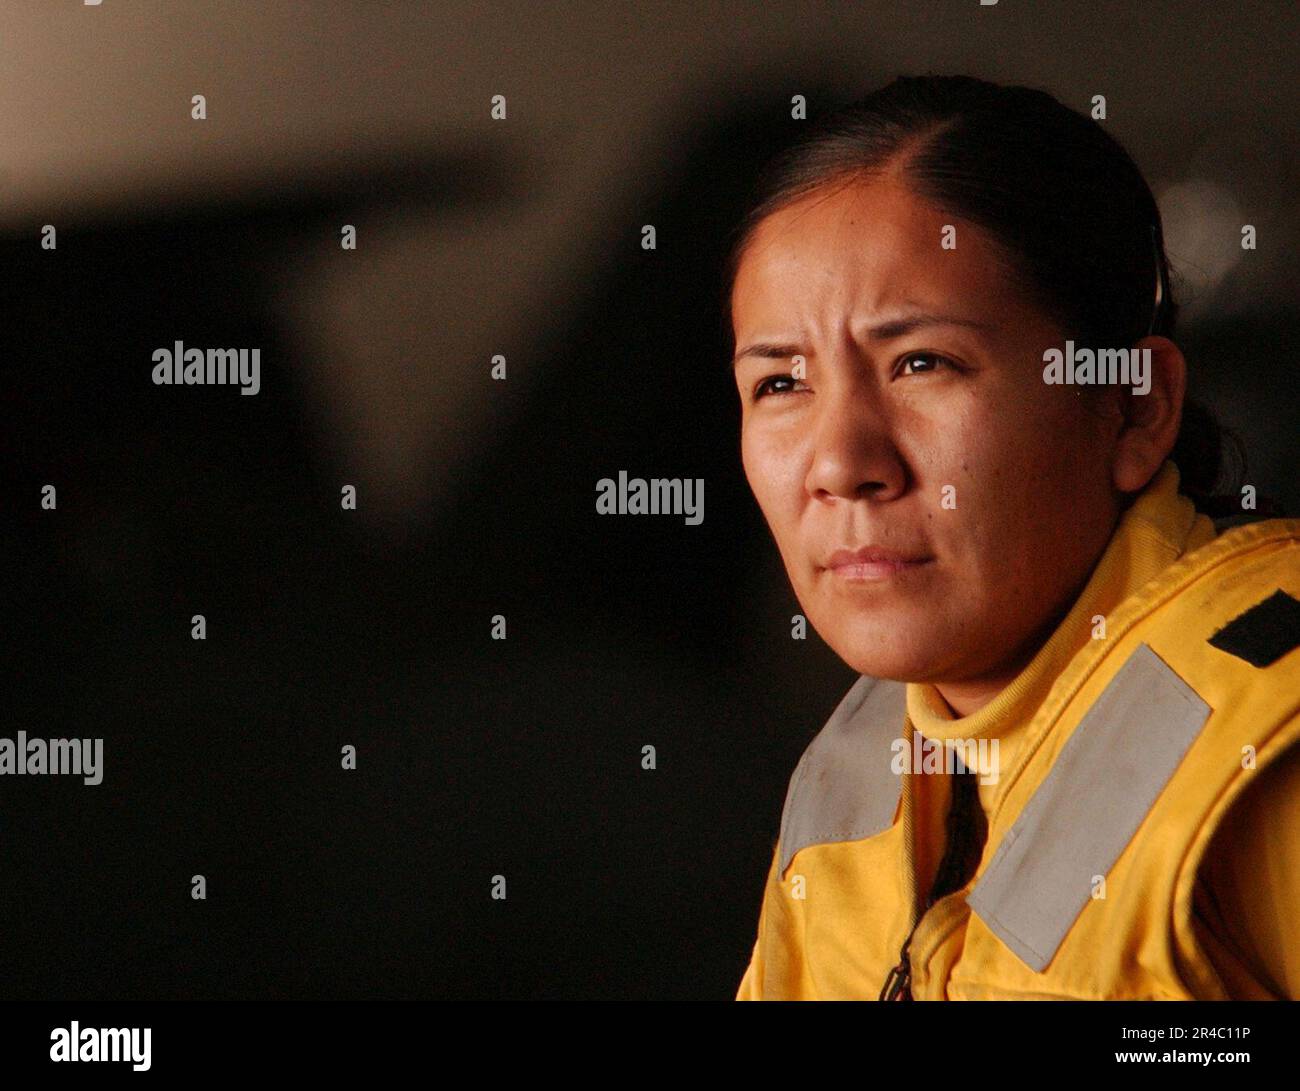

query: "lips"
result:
(824, 546), (933, 581)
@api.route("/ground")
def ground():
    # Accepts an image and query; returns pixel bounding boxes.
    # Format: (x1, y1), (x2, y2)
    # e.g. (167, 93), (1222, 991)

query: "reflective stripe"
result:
(778, 675), (907, 878)
(967, 643), (1212, 972)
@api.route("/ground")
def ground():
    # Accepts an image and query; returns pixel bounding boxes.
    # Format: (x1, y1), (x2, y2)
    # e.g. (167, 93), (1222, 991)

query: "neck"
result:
(932, 654), (1035, 718)
(931, 568), (1092, 718)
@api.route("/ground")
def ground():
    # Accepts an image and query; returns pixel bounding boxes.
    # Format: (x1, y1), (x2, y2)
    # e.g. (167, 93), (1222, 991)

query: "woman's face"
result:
(731, 174), (1123, 706)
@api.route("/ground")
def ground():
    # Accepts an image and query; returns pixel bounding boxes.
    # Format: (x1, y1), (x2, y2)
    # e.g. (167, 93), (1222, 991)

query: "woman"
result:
(728, 75), (1299, 1000)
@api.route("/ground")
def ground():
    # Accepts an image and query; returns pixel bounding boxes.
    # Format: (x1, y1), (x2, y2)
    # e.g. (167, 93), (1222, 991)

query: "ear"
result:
(1110, 336), (1186, 494)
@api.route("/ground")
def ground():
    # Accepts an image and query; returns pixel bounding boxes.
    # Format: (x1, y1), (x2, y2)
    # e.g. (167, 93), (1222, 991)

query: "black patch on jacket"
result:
(1208, 589), (1300, 668)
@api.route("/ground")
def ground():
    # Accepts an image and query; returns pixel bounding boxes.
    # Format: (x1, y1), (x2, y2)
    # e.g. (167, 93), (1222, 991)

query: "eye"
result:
(753, 374), (808, 399)
(896, 351), (954, 377)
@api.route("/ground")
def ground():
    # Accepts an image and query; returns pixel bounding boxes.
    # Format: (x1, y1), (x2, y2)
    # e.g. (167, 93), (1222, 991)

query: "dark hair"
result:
(722, 74), (1243, 513)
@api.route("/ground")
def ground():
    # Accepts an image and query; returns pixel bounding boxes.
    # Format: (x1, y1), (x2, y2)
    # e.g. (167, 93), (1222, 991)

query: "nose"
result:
(803, 379), (908, 503)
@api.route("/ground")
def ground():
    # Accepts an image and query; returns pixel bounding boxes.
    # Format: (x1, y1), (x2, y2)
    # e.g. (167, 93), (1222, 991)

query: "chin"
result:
(832, 647), (940, 683)
(811, 607), (954, 683)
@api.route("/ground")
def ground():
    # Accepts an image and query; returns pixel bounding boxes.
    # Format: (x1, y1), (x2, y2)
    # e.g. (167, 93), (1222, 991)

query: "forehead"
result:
(731, 176), (1021, 328)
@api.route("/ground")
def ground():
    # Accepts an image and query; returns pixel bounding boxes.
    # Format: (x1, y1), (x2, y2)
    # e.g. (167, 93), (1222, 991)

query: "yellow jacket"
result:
(737, 464), (1300, 999)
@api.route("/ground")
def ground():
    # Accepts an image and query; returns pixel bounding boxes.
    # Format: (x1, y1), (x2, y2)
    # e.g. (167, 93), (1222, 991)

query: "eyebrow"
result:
(730, 312), (994, 368)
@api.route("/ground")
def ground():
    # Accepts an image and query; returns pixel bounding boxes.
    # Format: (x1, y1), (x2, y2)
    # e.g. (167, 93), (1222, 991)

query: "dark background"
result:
(3, 1), (1297, 999)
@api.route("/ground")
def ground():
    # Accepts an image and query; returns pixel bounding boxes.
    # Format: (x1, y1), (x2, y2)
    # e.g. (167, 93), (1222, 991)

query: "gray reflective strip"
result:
(777, 675), (907, 878)
(967, 643), (1212, 972)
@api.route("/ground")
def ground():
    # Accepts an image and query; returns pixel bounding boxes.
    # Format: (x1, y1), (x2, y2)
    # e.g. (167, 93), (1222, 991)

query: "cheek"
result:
(911, 394), (1060, 568)
(940, 385), (1098, 499)
(1019, 390), (1097, 456)
(937, 393), (1111, 589)
(741, 424), (805, 525)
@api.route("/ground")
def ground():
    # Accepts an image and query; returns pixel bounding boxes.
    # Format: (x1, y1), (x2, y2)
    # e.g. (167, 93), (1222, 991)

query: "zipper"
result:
(880, 917), (921, 1001)
(879, 731), (988, 1001)
(880, 717), (922, 1001)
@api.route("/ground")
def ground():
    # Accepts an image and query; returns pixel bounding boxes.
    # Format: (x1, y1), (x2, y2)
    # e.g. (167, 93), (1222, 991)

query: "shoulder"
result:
(1132, 518), (1300, 700)
(1179, 517), (1299, 604)
(775, 675), (907, 878)
(1126, 520), (1300, 853)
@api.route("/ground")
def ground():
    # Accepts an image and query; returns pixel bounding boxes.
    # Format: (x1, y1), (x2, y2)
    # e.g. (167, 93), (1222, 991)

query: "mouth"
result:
(823, 546), (934, 582)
